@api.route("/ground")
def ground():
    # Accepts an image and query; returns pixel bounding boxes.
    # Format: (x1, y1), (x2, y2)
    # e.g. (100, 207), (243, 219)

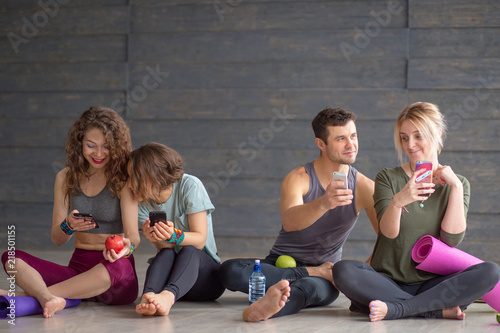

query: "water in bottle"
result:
(248, 259), (266, 304)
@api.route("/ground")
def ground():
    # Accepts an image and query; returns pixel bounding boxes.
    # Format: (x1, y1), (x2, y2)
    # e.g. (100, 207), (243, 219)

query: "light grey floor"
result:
(1, 250), (499, 332)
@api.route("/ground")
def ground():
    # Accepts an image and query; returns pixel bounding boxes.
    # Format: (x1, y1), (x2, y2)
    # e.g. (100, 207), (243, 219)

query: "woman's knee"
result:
(480, 261), (500, 287)
(1, 251), (10, 270)
(178, 245), (197, 254)
(2, 250), (29, 272)
(94, 262), (113, 283)
(2, 250), (27, 266)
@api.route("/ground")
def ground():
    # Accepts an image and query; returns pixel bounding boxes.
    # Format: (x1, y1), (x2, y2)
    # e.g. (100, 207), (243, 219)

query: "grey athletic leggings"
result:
(332, 260), (500, 319)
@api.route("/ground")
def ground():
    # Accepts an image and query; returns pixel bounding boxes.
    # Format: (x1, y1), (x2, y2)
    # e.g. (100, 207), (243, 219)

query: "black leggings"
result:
(333, 260), (500, 320)
(143, 246), (225, 302)
(219, 255), (339, 317)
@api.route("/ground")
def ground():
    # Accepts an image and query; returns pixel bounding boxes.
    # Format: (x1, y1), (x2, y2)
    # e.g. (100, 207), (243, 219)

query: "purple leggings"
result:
(1, 249), (138, 305)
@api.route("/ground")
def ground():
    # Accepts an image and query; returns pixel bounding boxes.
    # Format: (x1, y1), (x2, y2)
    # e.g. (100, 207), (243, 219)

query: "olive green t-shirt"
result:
(370, 166), (470, 284)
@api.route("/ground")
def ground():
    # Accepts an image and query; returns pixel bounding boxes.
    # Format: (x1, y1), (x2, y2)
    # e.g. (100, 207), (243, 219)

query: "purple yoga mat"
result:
(412, 235), (500, 312)
(0, 295), (81, 319)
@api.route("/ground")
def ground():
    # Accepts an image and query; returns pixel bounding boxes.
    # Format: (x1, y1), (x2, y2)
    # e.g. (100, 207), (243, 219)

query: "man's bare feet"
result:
(306, 262), (334, 284)
(39, 293), (66, 318)
(242, 280), (291, 322)
(136, 292), (157, 316)
(369, 300), (387, 322)
(443, 306), (466, 320)
(147, 291), (175, 316)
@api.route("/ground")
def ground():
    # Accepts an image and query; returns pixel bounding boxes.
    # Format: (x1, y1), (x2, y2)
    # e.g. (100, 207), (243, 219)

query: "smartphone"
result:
(149, 211), (167, 227)
(332, 171), (348, 189)
(415, 161), (433, 197)
(73, 213), (99, 228)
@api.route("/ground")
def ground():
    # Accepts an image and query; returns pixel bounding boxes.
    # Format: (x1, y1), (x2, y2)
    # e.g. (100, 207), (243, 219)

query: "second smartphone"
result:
(149, 211), (167, 227)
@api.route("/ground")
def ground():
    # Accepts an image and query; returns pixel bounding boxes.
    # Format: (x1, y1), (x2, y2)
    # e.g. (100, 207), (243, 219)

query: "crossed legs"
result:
(333, 260), (500, 321)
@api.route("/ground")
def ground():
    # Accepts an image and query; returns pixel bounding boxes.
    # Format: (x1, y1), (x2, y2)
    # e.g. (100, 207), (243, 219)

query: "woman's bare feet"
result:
(369, 300), (387, 322)
(39, 293), (66, 318)
(136, 292), (157, 316)
(242, 280), (291, 322)
(443, 306), (466, 320)
(369, 301), (466, 322)
(147, 291), (175, 316)
(306, 262), (334, 284)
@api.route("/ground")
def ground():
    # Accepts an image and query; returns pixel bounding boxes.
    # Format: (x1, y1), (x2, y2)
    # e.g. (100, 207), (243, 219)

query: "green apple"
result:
(275, 255), (296, 268)
(496, 312), (500, 324)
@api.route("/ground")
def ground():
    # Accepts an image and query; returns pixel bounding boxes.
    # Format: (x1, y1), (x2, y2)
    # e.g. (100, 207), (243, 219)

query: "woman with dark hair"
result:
(130, 142), (224, 316)
(1, 106), (140, 318)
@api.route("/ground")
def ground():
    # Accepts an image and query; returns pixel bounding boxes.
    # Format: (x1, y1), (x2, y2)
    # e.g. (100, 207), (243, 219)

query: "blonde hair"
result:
(394, 102), (447, 164)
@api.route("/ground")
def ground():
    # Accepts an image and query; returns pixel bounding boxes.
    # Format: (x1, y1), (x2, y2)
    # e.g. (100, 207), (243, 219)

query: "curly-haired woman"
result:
(1, 106), (140, 318)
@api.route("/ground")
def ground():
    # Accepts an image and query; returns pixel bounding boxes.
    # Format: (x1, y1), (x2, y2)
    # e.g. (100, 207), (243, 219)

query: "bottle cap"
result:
(255, 259), (260, 264)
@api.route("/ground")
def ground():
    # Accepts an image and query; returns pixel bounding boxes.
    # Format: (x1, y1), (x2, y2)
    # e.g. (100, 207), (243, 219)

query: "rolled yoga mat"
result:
(1, 295), (81, 319)
(412, 235), (500, 312)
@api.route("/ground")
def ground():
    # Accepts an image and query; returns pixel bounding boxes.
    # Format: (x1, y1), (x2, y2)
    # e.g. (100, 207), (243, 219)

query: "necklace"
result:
(409, 163), (425, 208)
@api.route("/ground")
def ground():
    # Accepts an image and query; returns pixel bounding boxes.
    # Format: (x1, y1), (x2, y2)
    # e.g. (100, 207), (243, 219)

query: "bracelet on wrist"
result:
(124, 242), (136, 258)
(392, 197), (409, 213)
(60, 218), (75, 235)
(164, 228), (185, 245)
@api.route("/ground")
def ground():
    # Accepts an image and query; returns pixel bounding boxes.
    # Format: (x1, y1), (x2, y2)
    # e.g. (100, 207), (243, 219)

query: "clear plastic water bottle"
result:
(248, 259), (266, 304)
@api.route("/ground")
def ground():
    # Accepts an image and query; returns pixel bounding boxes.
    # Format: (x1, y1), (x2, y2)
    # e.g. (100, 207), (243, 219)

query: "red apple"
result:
(105, 235), (124, 253)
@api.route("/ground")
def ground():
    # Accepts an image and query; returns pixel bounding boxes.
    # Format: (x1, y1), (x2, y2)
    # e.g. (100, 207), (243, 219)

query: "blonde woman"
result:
(332, 102), (500, 321)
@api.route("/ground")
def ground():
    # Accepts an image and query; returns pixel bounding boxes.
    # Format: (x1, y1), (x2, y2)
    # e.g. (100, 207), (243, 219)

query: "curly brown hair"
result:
(129, 142), (184, 204)
(64, 106), (132, 200)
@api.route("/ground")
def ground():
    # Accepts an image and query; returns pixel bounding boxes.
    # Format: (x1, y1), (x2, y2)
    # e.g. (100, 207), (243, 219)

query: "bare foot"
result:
(369, 300), (388, 322)
(147, 291), (175, 316)
(136, 292), (157, 316)
(306, 262), (334, 284)
(443, 306), (466, 320)
(39, 293), (66, 318)
(242, 280), (291, 322)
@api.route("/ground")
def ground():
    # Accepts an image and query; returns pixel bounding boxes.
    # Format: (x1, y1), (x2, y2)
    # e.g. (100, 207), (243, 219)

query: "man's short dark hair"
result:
(312, 106), (357, 143)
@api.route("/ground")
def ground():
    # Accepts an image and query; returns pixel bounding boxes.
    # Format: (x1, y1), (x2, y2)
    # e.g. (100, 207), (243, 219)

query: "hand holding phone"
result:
(332, 171), (348, 189)
(415, 161), (433, 197)
(73, 213), (99, 228)
(149, 211), (167, 227)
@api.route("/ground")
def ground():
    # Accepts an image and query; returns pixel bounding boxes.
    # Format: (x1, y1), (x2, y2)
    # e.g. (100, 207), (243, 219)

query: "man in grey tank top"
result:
(220, 107), (379, 321)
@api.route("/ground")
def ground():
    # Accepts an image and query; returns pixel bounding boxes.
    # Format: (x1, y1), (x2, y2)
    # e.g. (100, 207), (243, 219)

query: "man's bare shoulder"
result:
(281, 165), (310, 193)
(280, 165), (311, 201)
(283, 165), (309, 183)
(355, 171), (375, 196)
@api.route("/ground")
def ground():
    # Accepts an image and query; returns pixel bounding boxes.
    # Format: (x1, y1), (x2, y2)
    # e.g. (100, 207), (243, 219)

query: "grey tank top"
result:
(69, 185), (124, 234)
(270, 161), (359, 265)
